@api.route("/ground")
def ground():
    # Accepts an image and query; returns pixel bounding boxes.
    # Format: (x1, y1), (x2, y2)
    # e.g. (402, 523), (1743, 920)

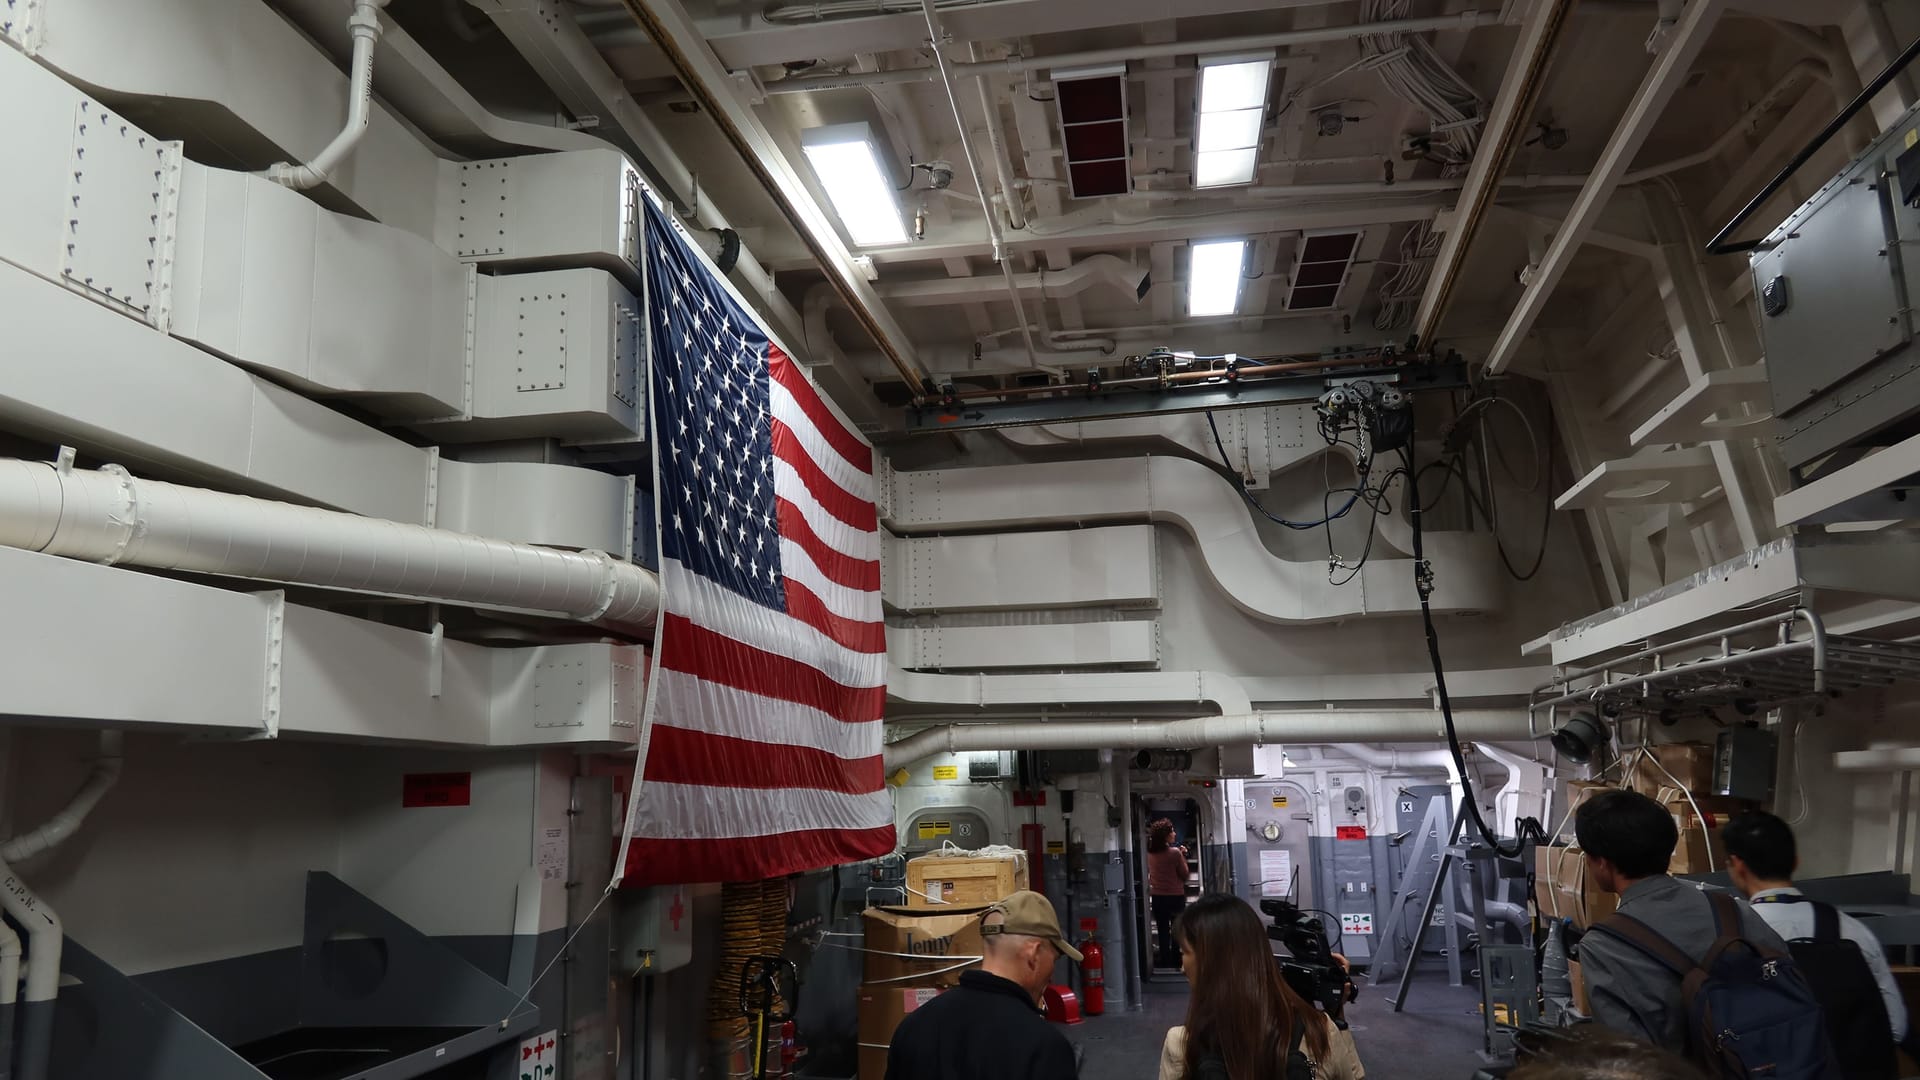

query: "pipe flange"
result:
(94, 463), (145, 566)
(579, 549), (624, 623)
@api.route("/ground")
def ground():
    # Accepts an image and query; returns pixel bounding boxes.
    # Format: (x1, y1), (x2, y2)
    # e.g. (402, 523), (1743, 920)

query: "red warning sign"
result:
(1336, 826), (1368, 840)
(402, 772), (471, 808)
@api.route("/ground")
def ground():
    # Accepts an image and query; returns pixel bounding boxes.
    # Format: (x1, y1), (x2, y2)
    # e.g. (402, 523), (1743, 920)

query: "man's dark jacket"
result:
(885, 970), (1078, 1080)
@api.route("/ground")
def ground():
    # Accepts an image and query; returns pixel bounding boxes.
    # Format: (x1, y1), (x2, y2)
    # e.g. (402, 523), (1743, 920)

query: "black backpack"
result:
(1765, 896), (1897, 1080)
(1592, 891), (1838, 1080)
(1193, 1016), (1314, 1080)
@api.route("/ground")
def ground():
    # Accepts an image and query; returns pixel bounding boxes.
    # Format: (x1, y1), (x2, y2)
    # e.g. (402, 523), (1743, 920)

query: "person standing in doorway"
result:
(1147, 819), (1191, 969)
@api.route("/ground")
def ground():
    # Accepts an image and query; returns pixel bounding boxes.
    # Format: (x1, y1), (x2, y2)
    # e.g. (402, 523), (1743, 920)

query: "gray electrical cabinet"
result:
(1754, 100), (1920, 471)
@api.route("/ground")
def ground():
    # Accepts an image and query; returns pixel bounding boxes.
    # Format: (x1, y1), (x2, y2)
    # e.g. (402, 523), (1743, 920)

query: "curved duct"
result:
(883, 456), (1504, 621)
(882, 709), (1532, 770)
(0, 459), (659, 636)
(875, 254), (1149, 307)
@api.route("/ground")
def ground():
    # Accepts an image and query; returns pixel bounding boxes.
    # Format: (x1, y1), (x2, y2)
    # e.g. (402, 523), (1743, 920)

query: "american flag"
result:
(620, 198), (894, 884)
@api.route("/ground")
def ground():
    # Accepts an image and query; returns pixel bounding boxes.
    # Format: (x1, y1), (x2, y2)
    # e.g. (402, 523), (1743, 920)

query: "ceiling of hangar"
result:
(394, 0), (1864, 417)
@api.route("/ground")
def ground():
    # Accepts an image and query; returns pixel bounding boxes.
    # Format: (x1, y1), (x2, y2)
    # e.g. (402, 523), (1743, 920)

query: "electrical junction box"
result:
(611, 884), (694, 975)
(1714, 728), (1778, 802)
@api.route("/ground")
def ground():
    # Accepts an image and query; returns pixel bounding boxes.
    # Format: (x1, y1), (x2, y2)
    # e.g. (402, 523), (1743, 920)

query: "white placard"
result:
(519, 1029), (558, 1079)
(537, 827), (568, 882)
(1259, 849), (1292, 897)
(1340, 912), (1375, 936)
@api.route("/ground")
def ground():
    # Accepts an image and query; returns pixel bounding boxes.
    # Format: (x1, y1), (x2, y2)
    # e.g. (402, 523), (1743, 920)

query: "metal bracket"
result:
(261, 590), (286, 739)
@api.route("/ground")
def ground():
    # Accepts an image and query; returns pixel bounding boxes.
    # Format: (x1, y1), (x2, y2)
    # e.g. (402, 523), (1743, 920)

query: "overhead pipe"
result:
(0, 459), (659, 636)
(875, 254), (1148, 306)
(882, 710), (1532, 770)
(968, 43), (1027, 231)
(920, 0), (1042, 369)
(260, 0), (391, 190)
(0, 920), (15, 1080)
(0, 861), (56, 1080)
(0, 732), (123, 864)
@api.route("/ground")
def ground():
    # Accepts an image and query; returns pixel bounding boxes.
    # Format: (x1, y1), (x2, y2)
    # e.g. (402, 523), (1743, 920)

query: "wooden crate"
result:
(905, 852), (1028, 908)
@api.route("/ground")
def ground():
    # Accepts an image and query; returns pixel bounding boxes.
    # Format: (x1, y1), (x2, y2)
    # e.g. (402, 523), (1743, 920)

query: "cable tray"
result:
(1528, 609), (1920, 733)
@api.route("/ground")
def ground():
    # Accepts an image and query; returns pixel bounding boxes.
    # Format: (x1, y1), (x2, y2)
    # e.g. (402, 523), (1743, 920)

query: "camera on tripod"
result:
(1260, 898), (1359, 1025)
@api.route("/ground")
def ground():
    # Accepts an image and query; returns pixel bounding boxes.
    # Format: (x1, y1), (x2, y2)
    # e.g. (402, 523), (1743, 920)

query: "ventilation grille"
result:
(1055, 64), (1132, 198)
(1285, 230), (1361, 311)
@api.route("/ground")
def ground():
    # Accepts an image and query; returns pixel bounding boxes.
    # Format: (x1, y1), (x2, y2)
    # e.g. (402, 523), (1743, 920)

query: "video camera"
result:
(1260, 898), (1359, 1026)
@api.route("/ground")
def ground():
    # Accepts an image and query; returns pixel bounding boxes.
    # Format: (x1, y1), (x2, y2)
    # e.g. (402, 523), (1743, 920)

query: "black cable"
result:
(1206, 411), (1361, 529)
(1401, 441), (1526, 860)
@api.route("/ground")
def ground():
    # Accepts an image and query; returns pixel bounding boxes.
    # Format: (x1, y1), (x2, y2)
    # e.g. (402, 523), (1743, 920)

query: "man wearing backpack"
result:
(1723, 810), (1906, 1079)
(1572, 789), (1835, 1078)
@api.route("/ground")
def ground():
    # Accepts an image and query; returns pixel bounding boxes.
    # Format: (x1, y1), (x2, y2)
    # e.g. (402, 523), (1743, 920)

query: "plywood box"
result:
(905, 851), (1028, 908)
(857, 984), (944, 1080)
(861, 905), (989, 988)
(1535, 844), (1618, 929)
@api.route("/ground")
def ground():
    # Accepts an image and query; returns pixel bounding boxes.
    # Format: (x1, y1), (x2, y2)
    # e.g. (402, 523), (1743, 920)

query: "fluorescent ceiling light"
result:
(1188, 239), (1247, 318)
(1194, 53), (1273, 189)
(1194, 148), (1260, 189)
(801, 123), (907, 247)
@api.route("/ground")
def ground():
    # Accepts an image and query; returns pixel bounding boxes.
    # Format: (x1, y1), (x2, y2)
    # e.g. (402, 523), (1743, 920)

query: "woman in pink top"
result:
(1146, 819), (1190, 968)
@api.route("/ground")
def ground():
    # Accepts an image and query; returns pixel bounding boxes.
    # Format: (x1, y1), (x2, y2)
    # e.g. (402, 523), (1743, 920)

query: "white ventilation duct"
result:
(875, 254), (1149, 307)
(882, 710), (1531, 769)
(883, 457), (1503, 621)
(0, 459), (658, 635)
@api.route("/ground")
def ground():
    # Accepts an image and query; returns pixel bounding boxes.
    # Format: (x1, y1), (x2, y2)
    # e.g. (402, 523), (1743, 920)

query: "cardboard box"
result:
(861, 905), (989, 988)
(1569, 958), (1592, 1016)
(1669, 823), (1727, 875)
(1535, 845), (1618, 929)
(1631, 743), (1715, 797)
(857, 984), (944, 1080)
(1654, 787), (1751, 830)
(905, 851), (1028, 908)
(1564, 780), (1616, 819)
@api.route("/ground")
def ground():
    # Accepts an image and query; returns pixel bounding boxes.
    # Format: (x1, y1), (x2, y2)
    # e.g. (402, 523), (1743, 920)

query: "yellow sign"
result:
(1907, 128), (1918, 149)
(916, 820), (952, 839)
(1046, 841), (1065, 855)
(932, 765), (960, 781)
(1272, 795), (1289, 808)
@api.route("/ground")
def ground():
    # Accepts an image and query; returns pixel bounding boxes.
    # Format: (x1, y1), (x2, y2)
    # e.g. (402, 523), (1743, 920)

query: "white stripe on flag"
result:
(631, 781), (895, 840)
(652, 667), (881, 760)
(779, 537), (878, 623)
(663, 560), (887, 682)
(772, 377), (876, 502)
(774, 457), (881, 561)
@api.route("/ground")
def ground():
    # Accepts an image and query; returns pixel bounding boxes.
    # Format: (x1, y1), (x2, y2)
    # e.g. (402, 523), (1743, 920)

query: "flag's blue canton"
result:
(648, 202), (785, 612)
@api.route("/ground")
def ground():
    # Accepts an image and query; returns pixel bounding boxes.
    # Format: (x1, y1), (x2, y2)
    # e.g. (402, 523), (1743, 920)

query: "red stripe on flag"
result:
(644, 725), (883, 795)
(777, 498), (881, 591)
(622, 825), (897, 885)
(769, 347), (873, 477)
(772, 423), (878, 532)
(784, 579), (886, 654)
(659, 614), (884, 723)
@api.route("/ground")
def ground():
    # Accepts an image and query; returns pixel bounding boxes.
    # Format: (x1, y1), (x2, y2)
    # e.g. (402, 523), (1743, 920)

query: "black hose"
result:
(1401, 443), (1526, 860)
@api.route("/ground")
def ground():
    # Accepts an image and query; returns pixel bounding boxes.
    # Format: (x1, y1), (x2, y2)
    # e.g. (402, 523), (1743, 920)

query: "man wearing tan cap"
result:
(885, 891), (1081, 1080)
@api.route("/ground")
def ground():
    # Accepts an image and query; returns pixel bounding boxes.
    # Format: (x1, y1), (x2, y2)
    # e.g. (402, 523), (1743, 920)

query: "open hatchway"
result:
(1131, 792), (1209, 982)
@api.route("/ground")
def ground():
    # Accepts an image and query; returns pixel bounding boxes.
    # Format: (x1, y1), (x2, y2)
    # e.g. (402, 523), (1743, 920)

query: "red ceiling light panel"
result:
(1054, 63), (1132, 198)
(1285, 230), (1362, 311)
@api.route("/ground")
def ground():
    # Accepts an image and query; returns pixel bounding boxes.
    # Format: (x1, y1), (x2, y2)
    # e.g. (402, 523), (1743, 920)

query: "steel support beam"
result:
(1413, 0), (1581, 345)
(1484, 0), (1729, 375)
(618, 0), (929, 399)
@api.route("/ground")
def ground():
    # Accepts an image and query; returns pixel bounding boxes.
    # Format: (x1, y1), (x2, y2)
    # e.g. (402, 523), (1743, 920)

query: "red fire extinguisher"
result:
(1080, 936), (1105, 1016)
(778, 1020), (799, 1078)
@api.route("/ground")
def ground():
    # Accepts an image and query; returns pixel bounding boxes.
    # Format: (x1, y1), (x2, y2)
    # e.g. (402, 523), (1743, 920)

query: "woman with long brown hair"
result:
(1146, 819), (1190, 969)
(1157, 893), (1364, 1080)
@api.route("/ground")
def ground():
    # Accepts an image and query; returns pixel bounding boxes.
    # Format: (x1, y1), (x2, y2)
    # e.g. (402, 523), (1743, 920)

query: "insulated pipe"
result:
(882, 711), (1532, 770)
(261, 0), (390, 189)
(968, 43), (1027, 231)
(0, 919), (16, 1080)
(0, 460), (659, 636)
(875, 254), (1147, 306)
(1114, 758), (1144, 1013)
(0, 732), (122, 864)
(0, 859), (59, 1080)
